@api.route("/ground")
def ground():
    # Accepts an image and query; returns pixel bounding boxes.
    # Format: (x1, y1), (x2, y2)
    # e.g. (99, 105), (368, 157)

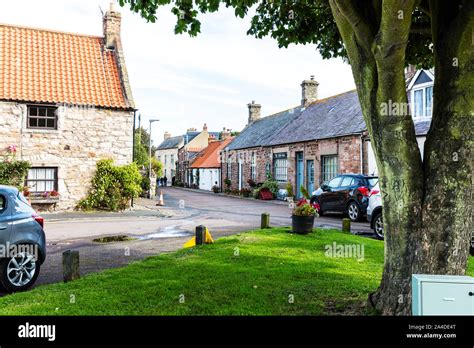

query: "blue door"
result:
(306, 160), (314, 195)
(296, 152), (304, 198)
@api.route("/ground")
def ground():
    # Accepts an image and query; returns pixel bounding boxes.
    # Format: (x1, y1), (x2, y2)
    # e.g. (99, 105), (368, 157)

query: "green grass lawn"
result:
(0, 227), (472, 315)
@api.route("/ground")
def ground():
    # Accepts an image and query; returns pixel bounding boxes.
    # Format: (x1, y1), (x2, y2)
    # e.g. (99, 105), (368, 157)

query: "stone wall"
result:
(0, 101), (133, 210)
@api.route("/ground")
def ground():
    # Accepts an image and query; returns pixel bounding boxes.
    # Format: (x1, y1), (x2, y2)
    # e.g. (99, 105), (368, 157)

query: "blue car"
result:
(0, 185), (46, 292)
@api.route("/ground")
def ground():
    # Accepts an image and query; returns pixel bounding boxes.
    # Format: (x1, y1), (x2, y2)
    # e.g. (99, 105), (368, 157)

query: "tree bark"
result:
(330, 0), (473, 315)
(413, 1), (473, 274)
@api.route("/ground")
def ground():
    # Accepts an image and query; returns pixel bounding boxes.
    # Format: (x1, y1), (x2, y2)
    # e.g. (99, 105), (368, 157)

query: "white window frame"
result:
(410, 83), (433, 119)
(250, 152), (257, 181)
(273, 153), (288, 183)
(26, 167), (58, 193)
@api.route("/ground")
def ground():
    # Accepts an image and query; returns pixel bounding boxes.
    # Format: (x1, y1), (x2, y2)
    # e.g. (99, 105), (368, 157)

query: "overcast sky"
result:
(0, 0), (356, 146)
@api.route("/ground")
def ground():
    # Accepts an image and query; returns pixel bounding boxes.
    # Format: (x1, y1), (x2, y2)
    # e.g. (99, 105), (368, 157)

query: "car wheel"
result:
(373, 212), (384, 240)
(310, 197), (323, 216)
(0, 248), (40, 293)
(347, 201), (362, 222)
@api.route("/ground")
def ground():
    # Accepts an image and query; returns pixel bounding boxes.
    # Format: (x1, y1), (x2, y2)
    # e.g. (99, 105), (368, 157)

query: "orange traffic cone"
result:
(157, 191), (164, 206)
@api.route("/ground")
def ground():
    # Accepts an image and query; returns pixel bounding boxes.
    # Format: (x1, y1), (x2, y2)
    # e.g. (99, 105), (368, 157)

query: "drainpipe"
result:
(131, 109), (138, 207)
(360, 133), (364, 174)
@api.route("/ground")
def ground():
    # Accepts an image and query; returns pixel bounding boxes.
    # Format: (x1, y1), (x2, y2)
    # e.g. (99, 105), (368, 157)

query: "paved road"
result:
(1, 188), (375, 293)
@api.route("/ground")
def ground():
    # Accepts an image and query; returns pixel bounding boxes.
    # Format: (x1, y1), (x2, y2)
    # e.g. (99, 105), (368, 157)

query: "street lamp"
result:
(148, 119), (160, 198)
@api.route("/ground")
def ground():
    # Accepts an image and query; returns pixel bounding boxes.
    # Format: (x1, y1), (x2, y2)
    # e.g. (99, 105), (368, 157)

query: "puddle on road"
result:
(136, 226), (192, 240)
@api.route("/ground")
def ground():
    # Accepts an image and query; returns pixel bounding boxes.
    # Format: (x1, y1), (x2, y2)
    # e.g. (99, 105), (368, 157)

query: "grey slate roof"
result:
(227, 90), (430, 151)
(157, 135), (183, 150)
(227, 90), (365, 150)
(414, 119), (431, 136)
(227, 107), (303, 150)
(268, 90), (366, 146)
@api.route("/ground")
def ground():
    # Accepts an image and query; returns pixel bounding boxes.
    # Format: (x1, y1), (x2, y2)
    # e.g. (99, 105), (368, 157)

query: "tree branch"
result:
(331, 0), (375, 54)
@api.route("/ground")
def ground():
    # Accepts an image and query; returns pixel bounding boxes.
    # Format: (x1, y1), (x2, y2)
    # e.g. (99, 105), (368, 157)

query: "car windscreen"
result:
(367, 177), (379, 188)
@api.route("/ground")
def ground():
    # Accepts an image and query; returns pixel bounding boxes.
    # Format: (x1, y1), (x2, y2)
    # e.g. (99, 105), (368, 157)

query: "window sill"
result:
(22, 128), (60, 134)
(29, 196), (60, 204)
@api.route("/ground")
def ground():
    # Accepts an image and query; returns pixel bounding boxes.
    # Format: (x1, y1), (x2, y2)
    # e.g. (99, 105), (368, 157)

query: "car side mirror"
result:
(321, 184), (330, 192)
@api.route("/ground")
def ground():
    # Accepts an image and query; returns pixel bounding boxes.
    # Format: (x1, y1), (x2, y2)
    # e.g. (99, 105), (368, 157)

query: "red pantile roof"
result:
(0, 24), (131, 109)
(191, 138), (233, 169)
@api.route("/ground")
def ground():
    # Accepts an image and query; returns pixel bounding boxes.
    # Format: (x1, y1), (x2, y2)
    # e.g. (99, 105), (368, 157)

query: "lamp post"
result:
(148, 119), (160, 199)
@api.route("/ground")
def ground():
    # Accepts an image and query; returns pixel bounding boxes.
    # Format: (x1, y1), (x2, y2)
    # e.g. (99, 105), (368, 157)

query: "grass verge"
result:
(0, 227), (472, 315)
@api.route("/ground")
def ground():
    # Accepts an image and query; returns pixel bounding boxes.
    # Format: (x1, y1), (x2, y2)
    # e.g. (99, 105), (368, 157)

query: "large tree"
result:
(119, 0), (473, 315)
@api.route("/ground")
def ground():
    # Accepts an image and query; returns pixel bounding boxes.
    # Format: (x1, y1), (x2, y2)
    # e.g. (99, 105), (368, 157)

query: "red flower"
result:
(311, 202), (321, 212)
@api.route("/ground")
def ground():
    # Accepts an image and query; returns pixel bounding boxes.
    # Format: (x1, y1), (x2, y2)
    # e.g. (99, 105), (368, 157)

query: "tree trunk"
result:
(413, 1), (473, 274)
(330, 0), (473, 315)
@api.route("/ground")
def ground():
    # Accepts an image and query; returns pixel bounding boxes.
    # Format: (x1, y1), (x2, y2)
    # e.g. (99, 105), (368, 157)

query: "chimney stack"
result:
(247, 101), (261, 124)
(221, 127), (230, 140)
(405, 64), (417, 80)
(103, 2), (122, 50)
(301, 75), (319, 107)
(164, 131), (171, 140)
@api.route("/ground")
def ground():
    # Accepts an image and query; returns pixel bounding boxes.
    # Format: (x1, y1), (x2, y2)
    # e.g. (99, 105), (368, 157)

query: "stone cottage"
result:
(224, 70), (432, 199)
(0, 4), (135, 209)
(223, 77), (369, 199)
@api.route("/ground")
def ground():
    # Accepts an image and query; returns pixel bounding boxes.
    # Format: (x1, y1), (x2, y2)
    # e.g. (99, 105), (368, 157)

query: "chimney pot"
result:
(203, 123), (208, 131)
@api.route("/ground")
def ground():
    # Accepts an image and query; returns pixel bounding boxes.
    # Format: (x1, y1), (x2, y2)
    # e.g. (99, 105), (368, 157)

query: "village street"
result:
(9, 187), (373, 290)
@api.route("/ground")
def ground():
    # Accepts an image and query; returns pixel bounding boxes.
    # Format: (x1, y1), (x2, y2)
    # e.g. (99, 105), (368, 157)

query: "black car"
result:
(310, 174), (378, 222)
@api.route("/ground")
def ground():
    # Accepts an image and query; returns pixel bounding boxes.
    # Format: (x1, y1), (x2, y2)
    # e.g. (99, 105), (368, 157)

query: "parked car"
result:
(367, 182), (383, 239)
(0, 185), (46, 292)
(310, 174), (378, 222)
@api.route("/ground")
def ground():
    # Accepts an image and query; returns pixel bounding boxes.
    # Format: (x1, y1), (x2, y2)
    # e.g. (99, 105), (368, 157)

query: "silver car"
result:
(0, 185), (46, 292)
(367, 182), (383, 240)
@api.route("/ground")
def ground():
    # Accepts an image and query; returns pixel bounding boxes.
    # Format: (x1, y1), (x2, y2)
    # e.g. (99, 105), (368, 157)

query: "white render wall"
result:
(198, 168), (220, 191)
(367, 136), (427, 176)
(155, 147), (179, 184)
(0, 101), (133, 209)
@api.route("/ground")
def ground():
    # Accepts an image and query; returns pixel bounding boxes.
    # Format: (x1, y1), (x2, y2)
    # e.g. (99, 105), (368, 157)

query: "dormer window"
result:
(412, 86), (433, 118)
(27, 105), (58, 130)
(408, 70), (434, 119)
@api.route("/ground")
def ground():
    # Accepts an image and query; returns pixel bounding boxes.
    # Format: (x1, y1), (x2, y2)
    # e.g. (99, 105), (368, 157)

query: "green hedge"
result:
(78, 159), (142, 211)
(0, 160), (30, 189)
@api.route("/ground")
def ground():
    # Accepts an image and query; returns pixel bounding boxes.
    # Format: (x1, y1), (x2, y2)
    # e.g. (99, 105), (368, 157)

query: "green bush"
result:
(286, 182), (294, 199)
(300, 185), (310, 200)
(78, 159), (142, 211)
(261, 176), (279, 197)
(0, 160), (30, 189)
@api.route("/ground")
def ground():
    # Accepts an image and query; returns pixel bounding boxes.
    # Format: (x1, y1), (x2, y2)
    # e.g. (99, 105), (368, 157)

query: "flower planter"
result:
(291, 214), (315, 234)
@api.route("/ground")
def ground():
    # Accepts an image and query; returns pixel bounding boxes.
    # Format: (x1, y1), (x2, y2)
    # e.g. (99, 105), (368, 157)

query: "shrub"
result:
(260, 176), (279, 197)
(0, 160), (30, 189)
(247, 179), (257, 188)
(300, 185), (310, 200)
(78, 159), (142, 211)
(224, 178), (231, 188)
(286, 182), (294, 199)
(240, 188), (252, 197)
(252, 188), (260, 199)
(212, 185), (220, 193)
